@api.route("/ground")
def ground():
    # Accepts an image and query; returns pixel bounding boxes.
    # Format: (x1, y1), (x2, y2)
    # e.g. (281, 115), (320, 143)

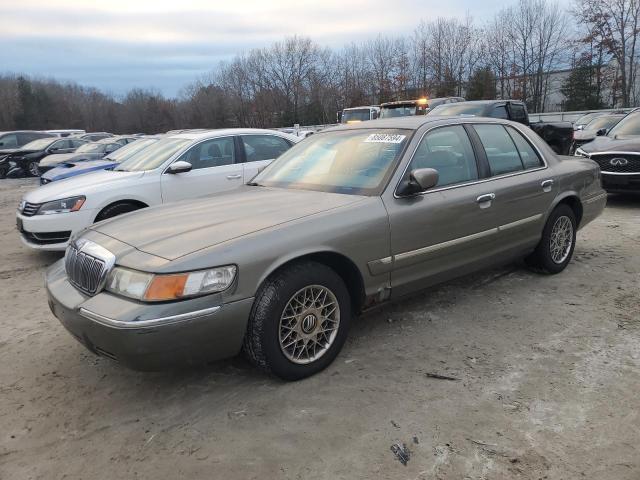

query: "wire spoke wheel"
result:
(278, 285), (340, 365)
(549, 215), (573, 264)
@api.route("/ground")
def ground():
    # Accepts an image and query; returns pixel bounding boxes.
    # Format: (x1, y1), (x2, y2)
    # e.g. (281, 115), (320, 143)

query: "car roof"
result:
(322, 115), (465, 131)
(167, 128), (296, 141)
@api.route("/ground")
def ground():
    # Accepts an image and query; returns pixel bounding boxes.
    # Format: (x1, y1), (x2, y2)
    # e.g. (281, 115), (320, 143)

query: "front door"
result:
(384, 124), (499, 297)
(161, 136), (244, 203)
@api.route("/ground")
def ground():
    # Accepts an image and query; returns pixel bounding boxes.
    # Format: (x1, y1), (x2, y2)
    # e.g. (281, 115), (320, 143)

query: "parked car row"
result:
(15, 118), (605, 380)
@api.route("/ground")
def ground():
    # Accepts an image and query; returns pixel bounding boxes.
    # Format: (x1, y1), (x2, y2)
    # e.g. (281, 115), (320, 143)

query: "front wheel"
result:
(526, 204), (577, 274)
(244, 261), (351, 380)
(28, 161), (40, 177)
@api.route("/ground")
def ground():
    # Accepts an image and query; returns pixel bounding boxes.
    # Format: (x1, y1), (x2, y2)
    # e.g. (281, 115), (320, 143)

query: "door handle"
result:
(541, 179), (554, 192)
(476, 193), (495, 208)
(226, 174), (242, 180)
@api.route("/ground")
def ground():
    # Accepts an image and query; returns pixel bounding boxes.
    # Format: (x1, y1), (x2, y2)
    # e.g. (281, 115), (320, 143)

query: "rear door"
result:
(160, 136), (244, 203)
(240, 134), (293, 182)
(384, 124), (499, 297)
(468, 123), (556, 252)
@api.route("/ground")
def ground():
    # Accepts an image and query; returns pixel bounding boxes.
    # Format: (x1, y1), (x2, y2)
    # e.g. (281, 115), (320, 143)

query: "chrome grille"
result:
(65, 244), (107, 294)
(21, 202), (41, 216)
(590, 154), (640, 173)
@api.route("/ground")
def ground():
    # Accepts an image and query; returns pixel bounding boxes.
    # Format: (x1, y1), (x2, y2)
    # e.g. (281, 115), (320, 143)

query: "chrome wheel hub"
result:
(278, 285), (340, 365)
(550, 215), (573, 264)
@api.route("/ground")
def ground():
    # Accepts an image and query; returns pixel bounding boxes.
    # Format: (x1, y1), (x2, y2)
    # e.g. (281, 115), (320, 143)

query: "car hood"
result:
(91, 186), (366, 260)
(24, 169), (145, 203)
(580, 135), (640, 154)
(0, 148), (19, 156)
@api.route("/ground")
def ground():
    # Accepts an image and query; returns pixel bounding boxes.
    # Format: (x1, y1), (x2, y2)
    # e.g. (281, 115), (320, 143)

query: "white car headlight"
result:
(106, 265), (237, 301)
(574, 148), (589, 157)
(37, 196), (86, 215)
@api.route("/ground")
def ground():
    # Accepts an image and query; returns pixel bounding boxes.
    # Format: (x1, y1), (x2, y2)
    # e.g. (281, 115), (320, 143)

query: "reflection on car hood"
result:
(580, 135), (640, 153)
(39, 152), (103, 167)
(42, 159), (118, 180)
(24, 169), (145, 203)
(91, 186), (366, 260)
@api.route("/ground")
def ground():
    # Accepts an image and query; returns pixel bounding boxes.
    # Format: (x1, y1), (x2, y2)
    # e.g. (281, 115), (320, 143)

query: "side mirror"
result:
(371, 111), (378, 120)
(596, 128), (607, 136)
(400, 168), (439, 195)
(166, 160), (192, 174)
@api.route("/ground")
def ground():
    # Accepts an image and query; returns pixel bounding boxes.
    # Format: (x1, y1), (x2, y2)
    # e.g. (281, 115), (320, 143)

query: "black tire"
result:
(28, 161), (40, 177)
(0, 164), (7, 179)
(243, 261), (352, 381)
(95, 202), (144, 222)
(526, 204), (577, 274)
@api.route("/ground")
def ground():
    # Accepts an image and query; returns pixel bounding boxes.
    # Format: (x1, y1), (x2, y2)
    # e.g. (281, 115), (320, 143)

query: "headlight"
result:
(106, 265), (237, 301)
(574, 148), (588, 157)
(37, 196), (85, 215)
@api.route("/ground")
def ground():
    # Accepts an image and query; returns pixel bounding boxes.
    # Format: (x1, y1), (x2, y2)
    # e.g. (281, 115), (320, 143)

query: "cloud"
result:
(0, 0), (570, 96)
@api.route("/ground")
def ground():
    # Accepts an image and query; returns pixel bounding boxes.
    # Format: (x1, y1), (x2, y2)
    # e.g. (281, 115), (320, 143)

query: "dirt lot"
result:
(0, 178), (639, 480)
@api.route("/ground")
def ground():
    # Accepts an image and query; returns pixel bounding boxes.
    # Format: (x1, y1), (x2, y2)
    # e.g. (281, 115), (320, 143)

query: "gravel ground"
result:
(1, 178), (639, 480)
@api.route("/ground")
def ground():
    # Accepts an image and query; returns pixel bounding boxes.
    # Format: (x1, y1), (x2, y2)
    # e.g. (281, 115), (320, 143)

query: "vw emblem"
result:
(610, 157), (628, 166)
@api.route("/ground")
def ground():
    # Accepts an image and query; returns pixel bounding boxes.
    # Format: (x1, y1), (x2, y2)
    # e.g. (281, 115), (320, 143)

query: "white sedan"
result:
(17, 129), (300, 251)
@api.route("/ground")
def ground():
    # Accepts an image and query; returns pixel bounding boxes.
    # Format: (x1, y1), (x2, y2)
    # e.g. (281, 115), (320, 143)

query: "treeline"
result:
(0, 0), (638, 133)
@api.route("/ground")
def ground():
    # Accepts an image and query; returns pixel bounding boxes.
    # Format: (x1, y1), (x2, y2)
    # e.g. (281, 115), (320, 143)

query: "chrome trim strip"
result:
(585, 192), (608, 204)
(395, 227), (498, 262)
(601, 171), (640, 175)
(497, 214), (543, 231)
(393, 121), (549, 199)
(79, 305), (221, 329)
(367, 256), (393, 276)
(589, 151), (640, 156)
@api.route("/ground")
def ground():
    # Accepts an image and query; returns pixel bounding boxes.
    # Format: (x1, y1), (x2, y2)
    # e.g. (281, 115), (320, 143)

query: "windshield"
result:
(76, 143), (106, 154)
(104, 138), (158, 162)
(251, 129), (410, 195)
(585, 116), (622, 132)
(342, 109), (371, 123)
(608, 111), (640, 137)
(115, 138), (190, 171)
(429, 103), (487, 116)
(22, 138), (56, 150)
(575, 113), (602, 126)
(380, 106), (417, 118)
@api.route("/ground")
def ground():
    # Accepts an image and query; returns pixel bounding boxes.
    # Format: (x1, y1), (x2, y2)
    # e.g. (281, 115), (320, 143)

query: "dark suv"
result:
(575, 109), (640, 192)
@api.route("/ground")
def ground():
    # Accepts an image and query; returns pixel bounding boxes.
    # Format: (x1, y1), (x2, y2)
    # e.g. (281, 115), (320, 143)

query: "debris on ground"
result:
(425, 372), (459, 381)
(390, 443), (411, 466)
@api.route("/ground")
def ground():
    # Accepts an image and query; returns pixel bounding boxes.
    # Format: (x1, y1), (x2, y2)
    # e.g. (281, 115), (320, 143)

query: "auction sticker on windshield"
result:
(364, 133), (406, 143)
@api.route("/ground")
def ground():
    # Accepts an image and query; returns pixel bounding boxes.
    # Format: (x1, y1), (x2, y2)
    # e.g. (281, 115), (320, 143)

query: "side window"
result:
(71, 139), (86, 148)
(473, 124), (523, 176)
(242, 135), (291, 162)
(510, 104), (527, 123)
(409, 125), (478, 187)
(180, 137), (235, 170)
(506, 126), (543, 169)
(492, 105), (509, 119)
(104, 143), (120, 154)
(52, 140), (69, 150)
(0, 134), (18, 148)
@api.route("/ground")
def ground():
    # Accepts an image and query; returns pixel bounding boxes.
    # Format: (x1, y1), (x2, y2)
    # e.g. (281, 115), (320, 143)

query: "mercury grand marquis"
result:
(46, 116), (607, 380)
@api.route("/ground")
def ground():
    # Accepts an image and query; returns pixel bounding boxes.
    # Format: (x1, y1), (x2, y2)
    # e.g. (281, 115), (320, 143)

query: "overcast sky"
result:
(0, 0), (572, 98)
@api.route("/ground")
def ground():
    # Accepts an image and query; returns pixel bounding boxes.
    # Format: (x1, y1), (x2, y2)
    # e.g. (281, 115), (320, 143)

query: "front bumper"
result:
(46, 259), (254, 370)
(16, 208), (97, 251)
(601, 172), (640, 192)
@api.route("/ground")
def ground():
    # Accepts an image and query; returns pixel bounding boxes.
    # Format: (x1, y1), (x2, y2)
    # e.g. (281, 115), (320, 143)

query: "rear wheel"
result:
(526, 204), (577, 274)
(244, 261), (351, 380)
(95, 202), (144, 222)
(0, 164), (8, 179)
